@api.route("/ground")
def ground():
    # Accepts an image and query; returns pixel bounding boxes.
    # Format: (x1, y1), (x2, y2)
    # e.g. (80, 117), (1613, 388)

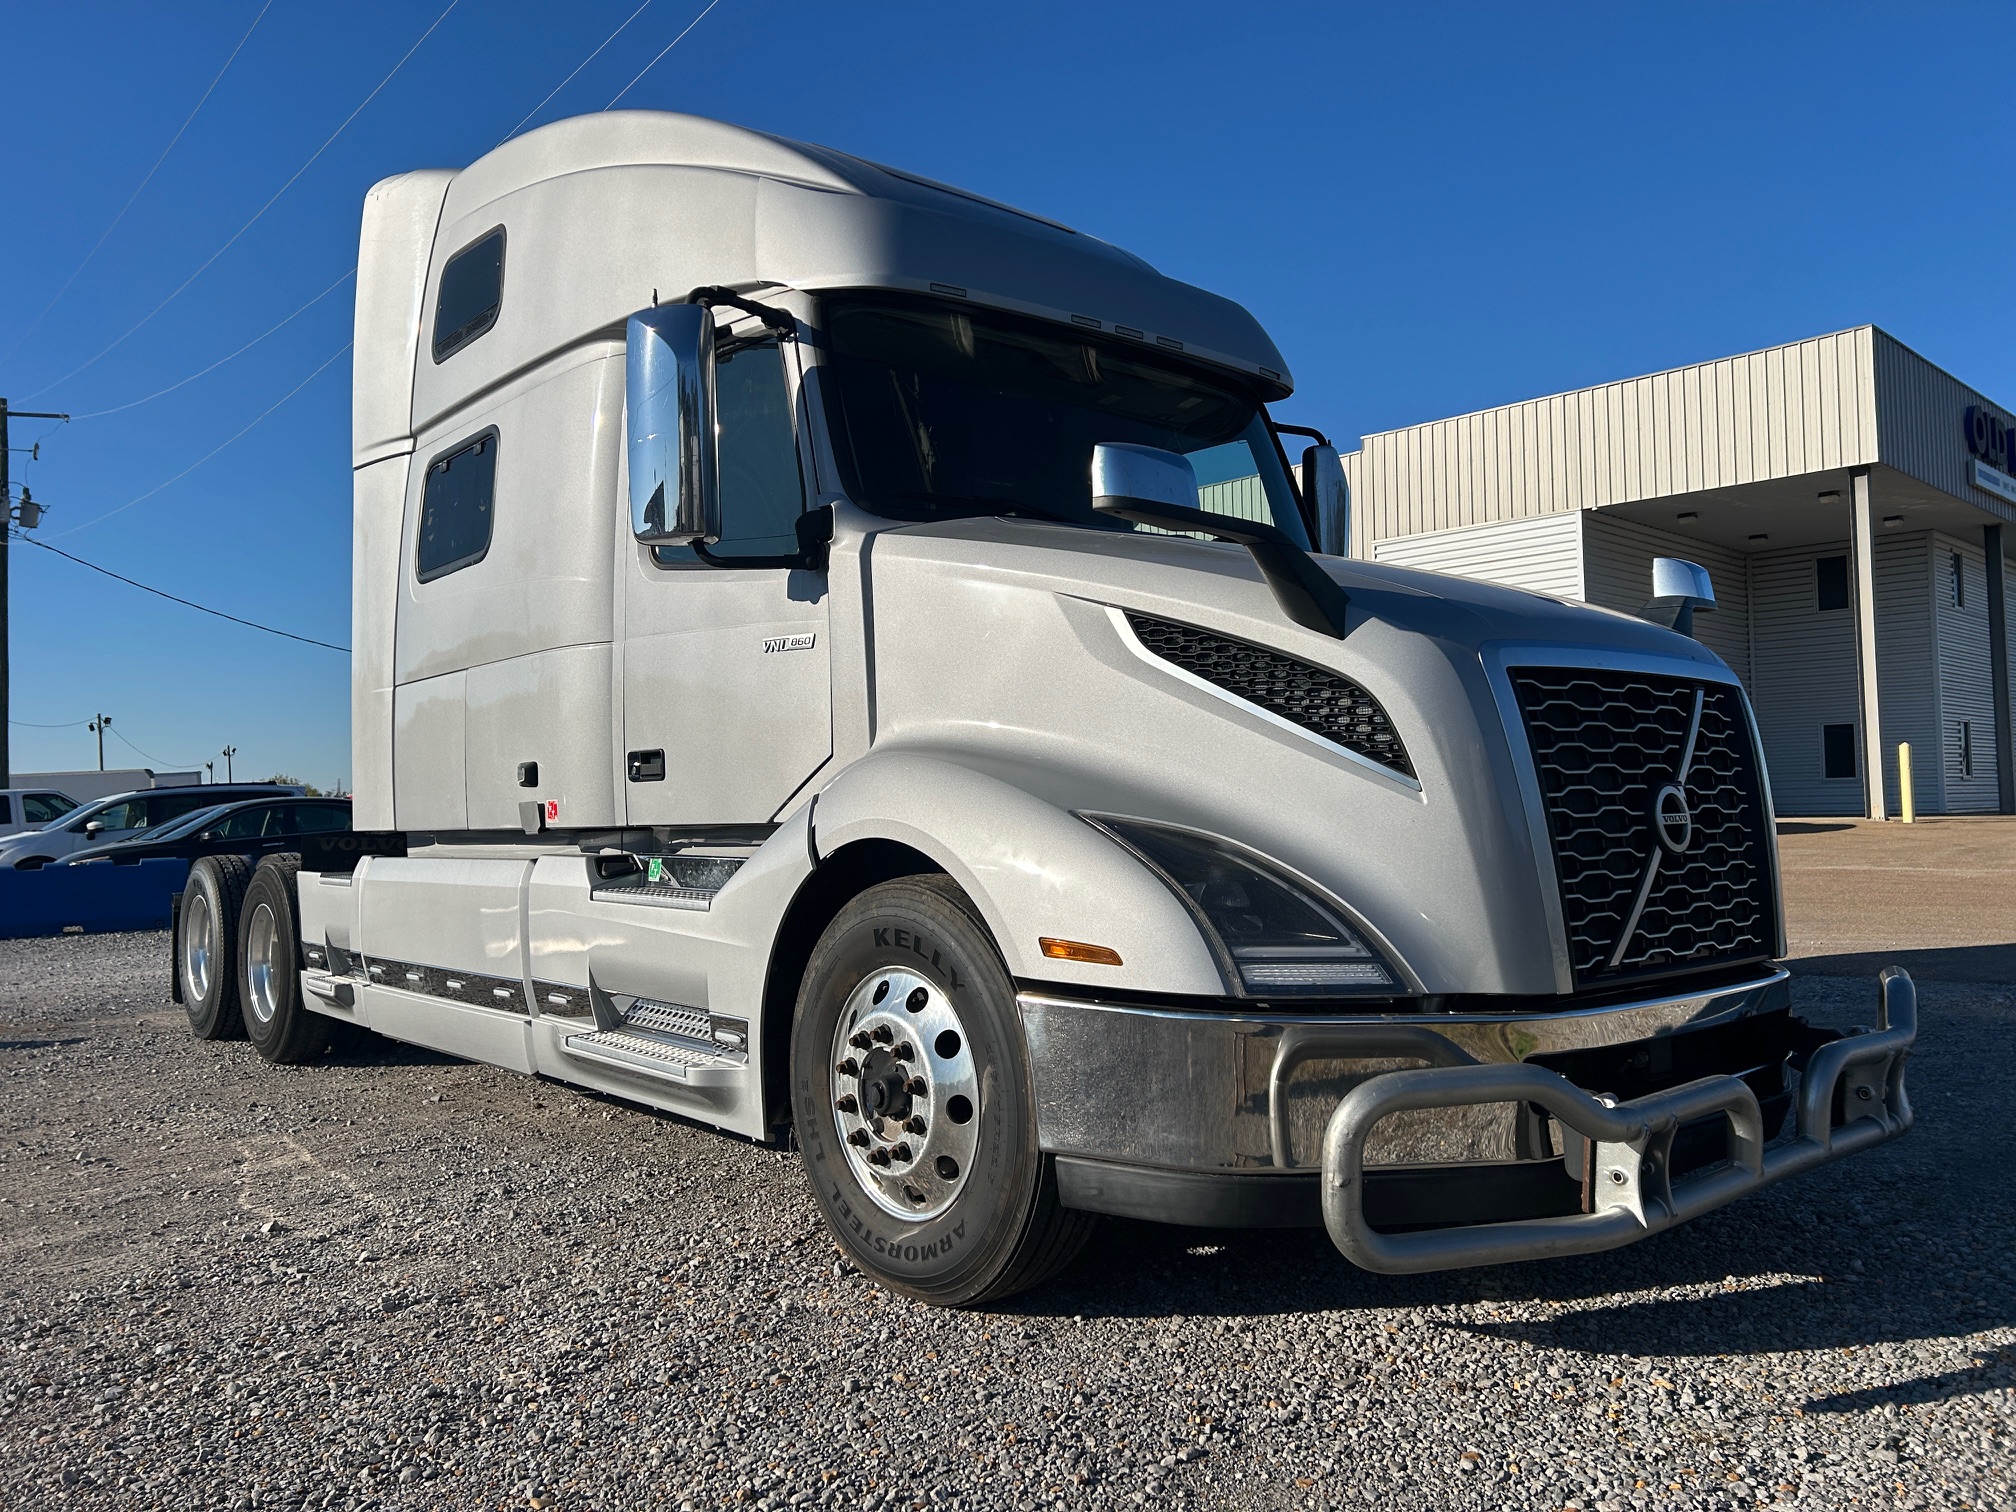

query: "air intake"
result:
(1124, 613), (1413, 778)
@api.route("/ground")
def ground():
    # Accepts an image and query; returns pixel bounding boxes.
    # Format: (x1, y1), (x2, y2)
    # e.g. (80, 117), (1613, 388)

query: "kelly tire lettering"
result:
(789, 874), (1094, 1306)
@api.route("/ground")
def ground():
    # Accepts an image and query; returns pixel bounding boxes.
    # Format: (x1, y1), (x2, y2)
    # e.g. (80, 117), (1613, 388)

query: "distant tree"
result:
(266, 773), (326, 797)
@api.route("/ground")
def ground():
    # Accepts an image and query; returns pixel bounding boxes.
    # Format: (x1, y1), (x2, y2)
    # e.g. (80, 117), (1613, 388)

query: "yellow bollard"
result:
(1898, 742), (1914, 823)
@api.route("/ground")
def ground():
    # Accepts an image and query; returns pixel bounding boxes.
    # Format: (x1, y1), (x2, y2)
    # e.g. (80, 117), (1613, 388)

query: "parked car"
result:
(0, 784), (303, 869)
(63, 797), (350, 867)
(0, 787), (81, 841)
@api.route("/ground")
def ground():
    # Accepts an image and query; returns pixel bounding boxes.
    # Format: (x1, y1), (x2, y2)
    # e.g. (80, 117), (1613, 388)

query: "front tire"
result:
(179, 855), (252, 1040)
(239, 856), (329, 1065)
(790, 875), (1094, 1306)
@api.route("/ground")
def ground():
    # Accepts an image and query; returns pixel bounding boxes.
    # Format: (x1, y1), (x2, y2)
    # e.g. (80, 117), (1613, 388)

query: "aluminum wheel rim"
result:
(244, 901), (279, 1026)
(828, 966), (980, 1222)
(181, 891), (213, 1003)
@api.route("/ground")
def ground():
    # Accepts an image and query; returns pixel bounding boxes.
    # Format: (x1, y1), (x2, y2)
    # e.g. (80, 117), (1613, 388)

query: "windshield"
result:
(134, 804), (233, 844)
(819, 293), (1310, 546)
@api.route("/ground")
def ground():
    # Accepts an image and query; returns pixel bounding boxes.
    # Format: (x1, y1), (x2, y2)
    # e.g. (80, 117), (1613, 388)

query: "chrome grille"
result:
(1126, 613), (1413, 777)
(1511, 667), (1775, 985)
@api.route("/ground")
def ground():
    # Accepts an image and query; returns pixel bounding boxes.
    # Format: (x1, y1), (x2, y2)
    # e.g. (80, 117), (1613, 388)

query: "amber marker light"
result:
(1039, 938), (1124, 966)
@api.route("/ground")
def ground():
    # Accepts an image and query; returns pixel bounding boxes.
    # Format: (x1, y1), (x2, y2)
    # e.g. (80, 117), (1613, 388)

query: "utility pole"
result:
(88, 713), (111, 772)
(2, 398), (72, 788)
(221, 745), (237, 782)
(204, 760), (215, 784)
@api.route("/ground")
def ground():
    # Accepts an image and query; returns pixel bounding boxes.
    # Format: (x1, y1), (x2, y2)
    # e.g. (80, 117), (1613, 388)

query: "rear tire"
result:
(239, 856), (329, 1065)
(790, 875), (1095, 1306)
(179, 855), (253, 1040)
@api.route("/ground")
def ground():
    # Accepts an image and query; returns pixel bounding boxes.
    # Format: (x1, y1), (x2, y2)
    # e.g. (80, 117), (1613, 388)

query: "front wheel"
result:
(790, 875), (1094, 1306)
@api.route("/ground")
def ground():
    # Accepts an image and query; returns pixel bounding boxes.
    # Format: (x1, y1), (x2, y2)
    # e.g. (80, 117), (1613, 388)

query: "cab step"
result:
(558, 995), (749, 1082)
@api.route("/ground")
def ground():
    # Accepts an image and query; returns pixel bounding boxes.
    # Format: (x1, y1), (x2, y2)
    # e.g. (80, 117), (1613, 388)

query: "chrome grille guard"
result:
(1317, 968), (1916, 1273)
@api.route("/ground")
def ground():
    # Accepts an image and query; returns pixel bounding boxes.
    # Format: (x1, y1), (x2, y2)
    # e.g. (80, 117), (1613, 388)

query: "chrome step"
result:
(560, 1028), (726, 1079)
(588, 855), (745, 912)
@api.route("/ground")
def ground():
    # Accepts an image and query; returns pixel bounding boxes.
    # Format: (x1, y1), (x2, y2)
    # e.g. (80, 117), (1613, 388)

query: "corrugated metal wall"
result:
(1581, 514), (1752, 685)
(1931, 532), (2002, 812)
(1358, 328), (1881, 545)
(1872, 535), (1938, 817)
(1368, 513), (1584, 600)
(1749, 547), (1863, 815)
(1874, 331), (2016, 527)
(1197, 474), (1272, 525)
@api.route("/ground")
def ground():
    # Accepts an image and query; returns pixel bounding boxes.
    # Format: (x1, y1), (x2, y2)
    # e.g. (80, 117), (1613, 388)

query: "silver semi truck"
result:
(173, 112), (1914, 1305)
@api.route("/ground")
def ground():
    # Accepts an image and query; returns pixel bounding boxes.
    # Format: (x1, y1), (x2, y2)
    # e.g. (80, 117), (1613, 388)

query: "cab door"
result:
(620, 327), (831, 826)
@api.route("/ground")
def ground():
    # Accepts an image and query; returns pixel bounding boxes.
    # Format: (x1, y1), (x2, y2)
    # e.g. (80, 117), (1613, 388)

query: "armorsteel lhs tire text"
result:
(239, 856), (330, 1066)
(790, 876), (1094, 1306)
(179, 855), (253, 1040)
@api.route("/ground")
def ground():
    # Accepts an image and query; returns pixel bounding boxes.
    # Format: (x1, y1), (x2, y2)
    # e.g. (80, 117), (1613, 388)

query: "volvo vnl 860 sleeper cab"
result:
(172, 112), (1915, 1305)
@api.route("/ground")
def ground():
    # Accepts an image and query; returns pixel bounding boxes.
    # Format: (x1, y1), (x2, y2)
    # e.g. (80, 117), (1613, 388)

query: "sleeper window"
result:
(432, 227), (505, 362)
(417, 430), (498, 582)
(654, 337), (805, 567)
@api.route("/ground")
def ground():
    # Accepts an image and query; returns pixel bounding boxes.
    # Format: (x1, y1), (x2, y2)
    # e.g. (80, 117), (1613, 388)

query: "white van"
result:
(0, 788), (81, 842)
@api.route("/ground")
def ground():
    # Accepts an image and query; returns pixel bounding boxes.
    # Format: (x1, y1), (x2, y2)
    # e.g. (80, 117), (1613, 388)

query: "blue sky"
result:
(3, 2), (2011, 789)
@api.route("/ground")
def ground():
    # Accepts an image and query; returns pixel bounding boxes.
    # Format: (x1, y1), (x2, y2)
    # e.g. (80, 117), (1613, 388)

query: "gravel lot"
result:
(2, 924), (2011, 1512)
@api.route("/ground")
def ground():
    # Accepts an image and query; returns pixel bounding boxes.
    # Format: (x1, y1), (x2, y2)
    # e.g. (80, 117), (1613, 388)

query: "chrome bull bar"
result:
(1317, 968), (1917, 1274)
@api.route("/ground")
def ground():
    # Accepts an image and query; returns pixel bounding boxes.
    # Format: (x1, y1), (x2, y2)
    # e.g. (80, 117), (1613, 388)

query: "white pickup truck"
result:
(172, 112), (1913, 1305)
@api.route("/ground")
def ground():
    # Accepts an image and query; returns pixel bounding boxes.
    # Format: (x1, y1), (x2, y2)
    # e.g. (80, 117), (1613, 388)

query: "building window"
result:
(1960, 720), (1975, 778)
(1951, 551), (1966, 608)
(1815, 555), (1850, 612)
(432, 226), (505, 362)
(1822, 723), (1858, 780)
(417, 429), (498, 583)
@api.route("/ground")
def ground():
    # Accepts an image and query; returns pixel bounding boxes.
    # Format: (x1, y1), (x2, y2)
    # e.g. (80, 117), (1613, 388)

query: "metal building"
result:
(1337, 326), (2016, 818)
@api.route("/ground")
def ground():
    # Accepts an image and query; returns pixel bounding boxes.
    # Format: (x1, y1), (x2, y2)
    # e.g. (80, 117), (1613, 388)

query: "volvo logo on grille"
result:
(1651, 782), (1693, 855)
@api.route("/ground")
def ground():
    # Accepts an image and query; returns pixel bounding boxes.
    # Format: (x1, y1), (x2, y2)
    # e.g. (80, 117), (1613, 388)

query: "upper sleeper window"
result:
(417, 430), (498, 582)
(432, 227), (505, 362)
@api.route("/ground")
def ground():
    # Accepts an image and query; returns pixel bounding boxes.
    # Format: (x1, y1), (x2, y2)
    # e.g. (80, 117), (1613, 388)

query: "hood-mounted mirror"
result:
(1090, 442), (1352, 639)
(1641, 557), (1717, 638)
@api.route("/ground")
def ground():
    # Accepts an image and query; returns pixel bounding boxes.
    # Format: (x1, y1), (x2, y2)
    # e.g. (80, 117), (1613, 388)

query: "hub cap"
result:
(244, 901), (280, 1026)
(181, 891), (213, 1003)
(829, 966), (979, 1222)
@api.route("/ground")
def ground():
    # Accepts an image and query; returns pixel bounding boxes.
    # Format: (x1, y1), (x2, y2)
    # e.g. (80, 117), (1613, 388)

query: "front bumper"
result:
(1021, 966), (1916, 1271)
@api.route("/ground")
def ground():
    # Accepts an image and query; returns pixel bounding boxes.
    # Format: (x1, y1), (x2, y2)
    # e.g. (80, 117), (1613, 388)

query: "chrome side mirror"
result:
(1642, 557), (1717, 638)
(626, 305), (719, 546)
(84, 821), (104, 835)
(1303, 444), (1349, 556)
(1090, 442), (1201, 514)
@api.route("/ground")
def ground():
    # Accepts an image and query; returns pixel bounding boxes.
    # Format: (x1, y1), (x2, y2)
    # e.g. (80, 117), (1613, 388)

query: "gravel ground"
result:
(1, 930), (2011, 1512)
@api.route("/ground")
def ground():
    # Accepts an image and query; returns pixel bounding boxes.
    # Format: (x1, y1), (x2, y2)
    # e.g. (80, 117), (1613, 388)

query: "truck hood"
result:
(849, 513), (1736, 998)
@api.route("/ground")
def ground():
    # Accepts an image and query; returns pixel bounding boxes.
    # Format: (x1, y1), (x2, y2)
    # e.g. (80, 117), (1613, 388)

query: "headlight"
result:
(1083, 816), (1397, 995)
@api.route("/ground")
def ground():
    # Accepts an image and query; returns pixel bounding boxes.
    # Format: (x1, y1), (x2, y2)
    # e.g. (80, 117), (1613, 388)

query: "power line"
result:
(8, 716), (90, 728)
(52, 339), (350, 537)
(21, 0), (460, 401)
(67, 267), (355, 421)
(606, 0), (724, 108)
(109, 724), (204, 771)
(499, 0), (656, 146)
(10, 531), (348, 653)
(0, 0), (276, 371)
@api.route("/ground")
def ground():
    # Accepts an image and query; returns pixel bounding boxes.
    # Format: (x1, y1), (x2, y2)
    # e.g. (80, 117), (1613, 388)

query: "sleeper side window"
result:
(654, 338), (806, 568)
(417, 430), (498, 583)
(432, 227), (506, 362)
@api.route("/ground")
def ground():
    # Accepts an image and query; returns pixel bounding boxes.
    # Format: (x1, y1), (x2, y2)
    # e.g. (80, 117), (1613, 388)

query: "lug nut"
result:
(835, 1094), (858, 1114)
(868, 1147), (892, 1167)
(906, 1077), (928, 1097)
(892, 1041), (914, 1061)
(892, 1143), (913, 1162)
(905, 1116), (927, 1135)
(847, 1130), (870, 1148)
(836, 1058), (859, 1077)
(850, 1032), (873, 1050)
(871, 1025), (894, 1044)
